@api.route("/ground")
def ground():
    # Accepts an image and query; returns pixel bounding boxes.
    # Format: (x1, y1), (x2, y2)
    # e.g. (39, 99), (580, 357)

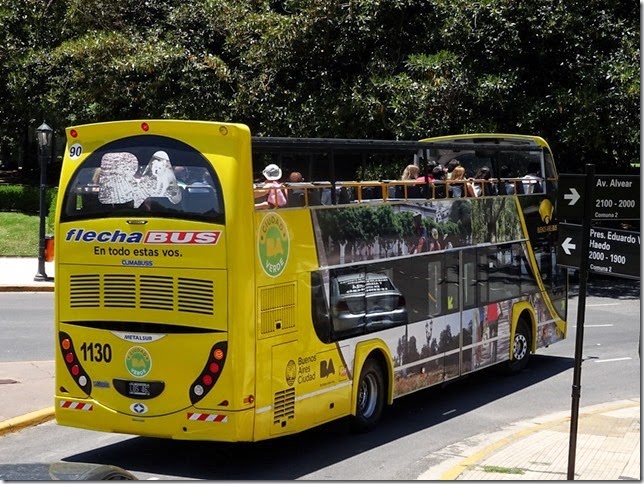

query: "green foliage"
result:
(0, 0), (639, 175)
(0, 184), (57, 223)
(0, 185), (40, 212)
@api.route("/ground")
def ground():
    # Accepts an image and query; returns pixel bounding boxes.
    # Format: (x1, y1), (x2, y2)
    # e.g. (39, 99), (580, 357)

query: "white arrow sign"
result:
(563, 188), (581, 206)
(561, 237), (576, 255)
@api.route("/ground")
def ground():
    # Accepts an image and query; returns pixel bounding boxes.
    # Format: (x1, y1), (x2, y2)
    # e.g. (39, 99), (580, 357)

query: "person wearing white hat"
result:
(262, 163), (282, 181)
(254, 164), (287, 209)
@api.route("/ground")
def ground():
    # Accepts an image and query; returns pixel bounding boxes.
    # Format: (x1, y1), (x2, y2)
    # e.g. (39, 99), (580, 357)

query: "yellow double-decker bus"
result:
(54, 120), (567, 441)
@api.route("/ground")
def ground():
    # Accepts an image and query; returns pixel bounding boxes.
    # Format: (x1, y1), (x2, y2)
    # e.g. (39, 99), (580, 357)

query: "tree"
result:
(0, 0), (638, 176)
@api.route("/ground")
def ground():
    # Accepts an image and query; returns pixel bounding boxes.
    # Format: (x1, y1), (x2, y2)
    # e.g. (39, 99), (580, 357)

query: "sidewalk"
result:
(0, 257), (54, 291)
(418, 398), (640, 480)
(0, 258), (640, 481)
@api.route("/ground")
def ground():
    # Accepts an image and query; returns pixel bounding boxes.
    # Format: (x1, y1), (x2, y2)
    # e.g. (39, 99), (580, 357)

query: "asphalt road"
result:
(0, 279), (639, 480)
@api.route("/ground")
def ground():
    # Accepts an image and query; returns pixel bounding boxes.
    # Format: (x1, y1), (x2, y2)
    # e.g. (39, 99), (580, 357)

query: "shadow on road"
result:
(65, 355), (574, 480)
(571, 276), (640, 300)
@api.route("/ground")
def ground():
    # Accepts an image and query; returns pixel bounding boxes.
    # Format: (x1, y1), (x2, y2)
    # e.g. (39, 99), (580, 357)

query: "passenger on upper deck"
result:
(416, 160), (438, 183)
(521, 162), (543, 194)
(401, 164), (420, 181)
(445, 159), (461, 180)
(431, 165), (447, 198)
(449, 166), (476, 198)
(286, 171), (307, 207)
(497, 165), (515, 195)
(254, 163), (287, 210)
(472, 166), (497, 197)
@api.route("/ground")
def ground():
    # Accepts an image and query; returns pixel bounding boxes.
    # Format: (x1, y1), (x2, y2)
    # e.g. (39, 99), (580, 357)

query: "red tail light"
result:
(59, 331), (92, 395)
(190, 341), (228, 405)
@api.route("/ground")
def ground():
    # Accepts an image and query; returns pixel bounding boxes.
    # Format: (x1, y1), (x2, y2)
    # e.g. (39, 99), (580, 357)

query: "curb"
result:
(0, 286), (54, 292)
(0, 407), (55, 437)
(435, 399), (640, 480)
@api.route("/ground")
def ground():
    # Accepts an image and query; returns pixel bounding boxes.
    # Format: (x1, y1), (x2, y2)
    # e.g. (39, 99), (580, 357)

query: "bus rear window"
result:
(62, 135), (224, 224)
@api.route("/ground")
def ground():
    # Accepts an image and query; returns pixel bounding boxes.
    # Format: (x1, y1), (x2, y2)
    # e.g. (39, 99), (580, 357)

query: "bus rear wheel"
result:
(506, 320), (531, 374)
(351, 358), (385, 433)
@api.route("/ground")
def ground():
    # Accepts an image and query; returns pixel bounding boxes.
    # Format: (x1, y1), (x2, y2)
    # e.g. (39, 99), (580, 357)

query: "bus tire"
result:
(351, 358), (385, 433)
(506, 319), (531, 374)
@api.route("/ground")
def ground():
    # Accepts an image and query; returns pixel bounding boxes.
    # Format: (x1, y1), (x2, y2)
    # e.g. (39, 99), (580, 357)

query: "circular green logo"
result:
(125, 346), (152, 378)
(258, 212), (290, 277)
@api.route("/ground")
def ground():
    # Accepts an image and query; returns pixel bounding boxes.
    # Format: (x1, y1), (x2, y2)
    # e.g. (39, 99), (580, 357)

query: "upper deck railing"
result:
(255, 177), (546, 210)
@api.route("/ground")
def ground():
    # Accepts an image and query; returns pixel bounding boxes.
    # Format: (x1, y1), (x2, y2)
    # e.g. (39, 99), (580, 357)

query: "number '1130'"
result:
(80, 342), (112, 362)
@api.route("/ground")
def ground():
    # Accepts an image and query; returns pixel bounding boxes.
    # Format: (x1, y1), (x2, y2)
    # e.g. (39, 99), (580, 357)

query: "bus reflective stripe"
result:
(60, 401), (93, 411)
(187, 412), (227, 422)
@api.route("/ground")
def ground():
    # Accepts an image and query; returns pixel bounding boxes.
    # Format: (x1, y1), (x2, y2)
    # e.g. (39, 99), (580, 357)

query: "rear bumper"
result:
(55, 397), (255, 441)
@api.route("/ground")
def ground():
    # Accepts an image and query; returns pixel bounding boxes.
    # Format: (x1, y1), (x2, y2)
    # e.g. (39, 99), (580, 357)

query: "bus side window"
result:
(521, 246), (539, 294)
(487, 244), (521, 301)
(463, 251), (477, 309)
(310, 271), (332, 343)
(427, 259), (442, 316)
(445, 252), (459, 313)
(478, 248), (489, 304)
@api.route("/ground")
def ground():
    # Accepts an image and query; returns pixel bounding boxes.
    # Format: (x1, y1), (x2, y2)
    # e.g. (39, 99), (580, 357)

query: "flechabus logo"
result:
(65, 228), (221, 245)
(258, 212), (289, 277)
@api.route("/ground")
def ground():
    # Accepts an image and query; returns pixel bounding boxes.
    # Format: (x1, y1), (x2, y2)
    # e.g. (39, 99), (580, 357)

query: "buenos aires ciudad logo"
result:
(258, 212), (289, 277)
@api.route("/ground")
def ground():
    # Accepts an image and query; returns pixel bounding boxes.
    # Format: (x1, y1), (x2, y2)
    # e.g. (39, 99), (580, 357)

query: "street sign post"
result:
(558, 174), (640, 220)
(559, 165), (640, 480)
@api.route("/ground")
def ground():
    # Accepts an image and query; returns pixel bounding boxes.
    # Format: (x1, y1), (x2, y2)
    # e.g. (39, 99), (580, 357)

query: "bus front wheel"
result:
(351, 358), (385, 432)
(506, 320), (531, 374)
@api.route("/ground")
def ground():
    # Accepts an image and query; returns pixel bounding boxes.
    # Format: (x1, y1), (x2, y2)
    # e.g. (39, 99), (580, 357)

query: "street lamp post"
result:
(34, 121), (53, 282)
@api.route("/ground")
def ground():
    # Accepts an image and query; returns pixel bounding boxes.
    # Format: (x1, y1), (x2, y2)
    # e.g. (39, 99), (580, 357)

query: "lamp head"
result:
(36, 121), (53, 152)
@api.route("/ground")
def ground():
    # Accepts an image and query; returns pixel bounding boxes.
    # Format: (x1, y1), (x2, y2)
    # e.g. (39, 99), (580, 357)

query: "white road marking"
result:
(443, 409), (456, 416)
(594, 357), (632, 363)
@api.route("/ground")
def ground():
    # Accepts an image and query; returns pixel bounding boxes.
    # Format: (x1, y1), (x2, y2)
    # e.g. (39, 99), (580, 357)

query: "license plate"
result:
(128, 382), (150, 396)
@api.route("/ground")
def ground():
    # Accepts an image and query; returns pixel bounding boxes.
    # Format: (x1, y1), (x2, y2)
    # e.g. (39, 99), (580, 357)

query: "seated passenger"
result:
(472, 167), (497, 197)
(521, 162), (543, 194)
(416, 160), (437, 183)
(445, 159), (461, 180)
(287, 171), (306, 207)
(497, 165), (515, 195)
(448, 166), (475, 198)
(431, 166), (447, 198)
(255, 164), (287, 210)
(401, 164), (420, 181)
(397, 164), (421, 198)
